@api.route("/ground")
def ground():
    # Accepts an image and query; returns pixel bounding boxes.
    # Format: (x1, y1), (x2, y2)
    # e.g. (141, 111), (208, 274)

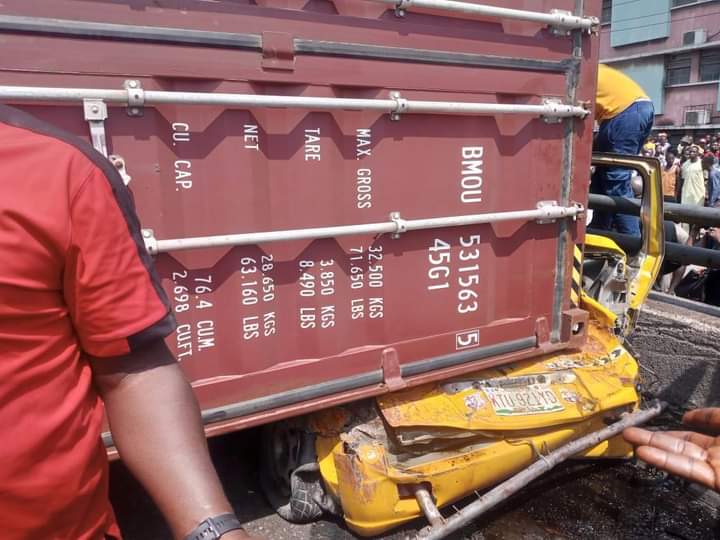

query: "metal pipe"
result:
(0, 85), (588, 118)
(0, 86), (129, 102)
(414, 488), (445, 528)
(403, 99), (581, 117)
(146, 204), (584, 254)
(588, 194), (720, 227)
(588, 229), (720, 269)
(369, 0), (598, 31)
(415, 402), (665, 540)
(664, 203), (720, 228)
(649, 291), (720, 318)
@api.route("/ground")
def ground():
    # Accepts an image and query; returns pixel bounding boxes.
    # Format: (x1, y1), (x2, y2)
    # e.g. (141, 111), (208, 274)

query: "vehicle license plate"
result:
(482, 386), (564, 416)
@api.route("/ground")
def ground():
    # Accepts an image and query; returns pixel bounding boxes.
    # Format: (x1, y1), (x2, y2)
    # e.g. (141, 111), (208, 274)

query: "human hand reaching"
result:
(624, 408), (720, 491)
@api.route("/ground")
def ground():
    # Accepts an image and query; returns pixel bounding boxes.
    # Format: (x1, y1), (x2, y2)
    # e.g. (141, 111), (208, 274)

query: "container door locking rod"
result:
(141, 203), (584, 255)
(369, 0), (599, 33)
(0, 85), (589, 121)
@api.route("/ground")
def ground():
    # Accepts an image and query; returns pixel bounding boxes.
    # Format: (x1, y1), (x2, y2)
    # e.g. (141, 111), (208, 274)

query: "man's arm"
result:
(90, 340), (251, 539)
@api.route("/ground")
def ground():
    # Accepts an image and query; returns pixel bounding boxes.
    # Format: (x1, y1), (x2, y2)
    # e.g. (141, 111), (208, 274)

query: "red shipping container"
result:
(0, 0), (599, 435)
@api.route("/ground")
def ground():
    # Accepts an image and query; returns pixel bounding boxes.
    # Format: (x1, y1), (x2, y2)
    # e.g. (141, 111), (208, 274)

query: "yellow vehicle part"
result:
(585, 233), (627, 257)
(590, 155), (665, 333)
(312, 317), (639, 537)
(308, 155), (661, 537)
(581, 233), (626, 328)
(624, 156), (664, 314)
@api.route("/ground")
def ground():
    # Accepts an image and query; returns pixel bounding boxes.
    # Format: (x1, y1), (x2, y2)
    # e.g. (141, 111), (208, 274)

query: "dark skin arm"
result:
(90, 339), (256, 539)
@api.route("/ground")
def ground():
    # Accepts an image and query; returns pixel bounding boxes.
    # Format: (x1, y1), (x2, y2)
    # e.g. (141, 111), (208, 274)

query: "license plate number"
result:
(482, 386), (564, 416)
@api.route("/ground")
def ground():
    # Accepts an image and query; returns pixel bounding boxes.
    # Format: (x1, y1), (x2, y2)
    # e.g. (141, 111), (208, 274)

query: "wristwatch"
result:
(184, 513), (244, 540)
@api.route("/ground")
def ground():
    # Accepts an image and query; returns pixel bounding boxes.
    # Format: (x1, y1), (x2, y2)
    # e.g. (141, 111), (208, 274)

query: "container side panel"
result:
(0, 0), (598, 421)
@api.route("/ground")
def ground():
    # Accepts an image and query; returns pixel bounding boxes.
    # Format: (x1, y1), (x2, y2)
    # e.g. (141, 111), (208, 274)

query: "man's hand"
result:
(623, 408), (720, 491)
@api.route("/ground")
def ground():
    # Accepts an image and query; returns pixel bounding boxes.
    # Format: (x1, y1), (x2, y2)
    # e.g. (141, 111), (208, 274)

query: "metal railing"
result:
(682, 104), (714, 126)
(588, 194), (720, 227)
(587, 194), (720, 268)
(589, 230), (720, 269)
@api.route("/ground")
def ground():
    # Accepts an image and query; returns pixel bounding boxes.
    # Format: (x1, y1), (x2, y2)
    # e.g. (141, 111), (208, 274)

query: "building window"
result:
(601, 0), (612, 23)
(683, 105), (713, 126)
(699, 49), (720, 82)
(666, 53), (692, 85)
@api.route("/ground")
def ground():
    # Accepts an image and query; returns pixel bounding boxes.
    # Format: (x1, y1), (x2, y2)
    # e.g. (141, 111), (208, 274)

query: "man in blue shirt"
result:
(703, 155), (720, 208)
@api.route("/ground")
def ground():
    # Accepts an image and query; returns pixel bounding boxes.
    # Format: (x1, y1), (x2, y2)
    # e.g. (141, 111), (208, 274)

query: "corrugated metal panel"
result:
(0, 0), (598, 427)
(611, 0), (671, 48)
(614, 58), (666, 115)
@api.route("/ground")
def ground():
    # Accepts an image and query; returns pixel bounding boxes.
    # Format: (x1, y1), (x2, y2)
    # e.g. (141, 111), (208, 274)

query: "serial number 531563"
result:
(427, 235), (481, 314)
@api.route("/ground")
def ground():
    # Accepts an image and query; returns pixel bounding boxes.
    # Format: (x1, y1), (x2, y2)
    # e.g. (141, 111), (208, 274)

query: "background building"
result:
(600, 0), (720, 136)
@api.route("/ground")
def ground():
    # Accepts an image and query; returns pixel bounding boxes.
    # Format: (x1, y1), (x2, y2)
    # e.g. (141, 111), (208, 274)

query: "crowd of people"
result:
(639, 132), (720, 303)
(643, 132), (720, 209)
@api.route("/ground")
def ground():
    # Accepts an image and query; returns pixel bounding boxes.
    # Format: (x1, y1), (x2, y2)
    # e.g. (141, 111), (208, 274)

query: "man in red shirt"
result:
(0, 105), (255, 540)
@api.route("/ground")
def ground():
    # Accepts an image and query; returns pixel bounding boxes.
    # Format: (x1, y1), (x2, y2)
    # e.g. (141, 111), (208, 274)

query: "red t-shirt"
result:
(0, 105), (175, 539)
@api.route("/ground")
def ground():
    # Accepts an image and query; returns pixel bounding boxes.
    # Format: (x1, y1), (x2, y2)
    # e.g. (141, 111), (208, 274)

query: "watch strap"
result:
(184, 513), (243, 540)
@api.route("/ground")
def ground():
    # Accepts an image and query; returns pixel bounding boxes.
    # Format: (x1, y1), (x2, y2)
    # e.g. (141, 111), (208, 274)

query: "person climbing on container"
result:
(0, 105), (259, 540)
(590, 64), (654, 236)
